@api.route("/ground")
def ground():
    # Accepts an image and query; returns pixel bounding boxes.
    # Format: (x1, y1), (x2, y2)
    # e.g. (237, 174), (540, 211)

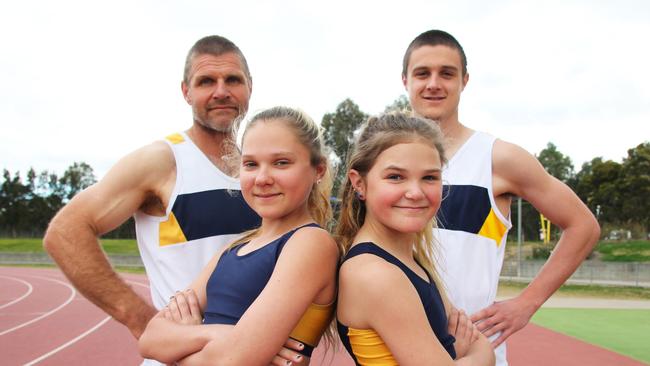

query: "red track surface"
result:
(1, 267), (645, 366)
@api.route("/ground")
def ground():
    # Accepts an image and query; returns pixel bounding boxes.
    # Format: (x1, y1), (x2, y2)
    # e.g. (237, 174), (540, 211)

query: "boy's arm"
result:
(471, 140), (600, 346)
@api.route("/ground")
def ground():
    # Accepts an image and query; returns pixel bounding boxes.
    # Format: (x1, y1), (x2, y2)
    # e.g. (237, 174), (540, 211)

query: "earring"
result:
(355, 190), (365, 200)
(316, 179), (322, 185)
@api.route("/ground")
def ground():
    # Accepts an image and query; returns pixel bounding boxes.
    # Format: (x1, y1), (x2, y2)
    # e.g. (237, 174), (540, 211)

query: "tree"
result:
(531, 143), (575, 241)
(508, 199), (543, 243)
(321, 98), (367, 193)
(574, 157), (623, 225)
(384, 95), (412, 113)
(59, 161), (97, 201)
(619, 142), (650, 233)
(0, 162), (137, 238)
(27, 170), (64, 234)
(0, 162), (96, 237)
(0, 170), (30, 237)
(536, 142), (574, 183)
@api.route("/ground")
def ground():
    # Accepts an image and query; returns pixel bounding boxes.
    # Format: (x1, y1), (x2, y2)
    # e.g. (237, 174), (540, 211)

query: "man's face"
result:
(182, 52), (252, 133)
(403, 45), (468, 123)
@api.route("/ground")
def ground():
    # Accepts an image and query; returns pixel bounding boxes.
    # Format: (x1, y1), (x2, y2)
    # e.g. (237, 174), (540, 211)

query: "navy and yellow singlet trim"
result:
(437, 184), (507, 245)
(159, 189), (260, 246)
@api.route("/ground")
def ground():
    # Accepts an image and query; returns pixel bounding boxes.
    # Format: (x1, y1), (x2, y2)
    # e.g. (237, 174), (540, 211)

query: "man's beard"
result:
(194, 106), (246, 134)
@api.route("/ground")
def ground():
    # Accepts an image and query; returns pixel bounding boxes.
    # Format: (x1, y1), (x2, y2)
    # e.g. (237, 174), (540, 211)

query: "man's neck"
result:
(437, 117), (473, 161)
(186, 124), (238, 176)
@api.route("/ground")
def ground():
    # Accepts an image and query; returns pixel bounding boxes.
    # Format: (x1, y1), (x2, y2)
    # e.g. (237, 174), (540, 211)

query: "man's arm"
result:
(472, 140), (600, 346)
(43, 141), (176, 339)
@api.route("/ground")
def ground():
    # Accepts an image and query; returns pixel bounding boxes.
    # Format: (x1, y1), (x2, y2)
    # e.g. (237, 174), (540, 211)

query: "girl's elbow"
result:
(137, 334), (155, 360)
(137, 332), (171, 363)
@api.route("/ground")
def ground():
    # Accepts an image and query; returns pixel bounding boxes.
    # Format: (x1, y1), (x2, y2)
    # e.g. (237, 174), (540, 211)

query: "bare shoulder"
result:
(339, 254), (419, 329)
(272, 226), (338, 304)
(47, 140), (177, 235)
(492, 138), (548, 197)
(492, 139), (537, 170)
(115, 140), (175, 183)
(283, 226), (339, 259)
(96, 140), (176, 199)
(340, 254), (409, 300)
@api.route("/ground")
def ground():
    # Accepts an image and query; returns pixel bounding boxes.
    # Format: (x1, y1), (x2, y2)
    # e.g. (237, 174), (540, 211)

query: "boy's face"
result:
(403, 45), (469, 123)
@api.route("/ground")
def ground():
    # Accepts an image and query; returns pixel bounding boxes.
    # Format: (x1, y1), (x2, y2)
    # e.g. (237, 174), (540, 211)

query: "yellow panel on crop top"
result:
(342, 327), (396, 365)
(290, 301), (335, 355)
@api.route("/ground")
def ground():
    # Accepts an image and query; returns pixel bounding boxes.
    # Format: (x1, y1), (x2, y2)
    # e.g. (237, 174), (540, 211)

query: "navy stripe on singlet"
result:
(344, 242), (433, 283)
(437, 184), (491, 234)
(336, 322), (361, 365)
(171, 189), (260, 241)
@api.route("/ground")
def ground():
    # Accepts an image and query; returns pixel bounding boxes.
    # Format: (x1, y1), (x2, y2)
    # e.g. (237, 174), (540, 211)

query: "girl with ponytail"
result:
(140, 106), (338, 366)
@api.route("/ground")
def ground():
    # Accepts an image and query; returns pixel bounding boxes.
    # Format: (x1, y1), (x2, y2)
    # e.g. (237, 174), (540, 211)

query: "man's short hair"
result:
(183, 35), (252, 84)
(402, 30), (467, 77)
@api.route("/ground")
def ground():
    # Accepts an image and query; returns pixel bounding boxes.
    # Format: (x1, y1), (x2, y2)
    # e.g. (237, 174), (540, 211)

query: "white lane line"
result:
(0, 276), (33, 309)
(0, 276), (76, 336)
(23, 316), (112, 366)
(126, 279), (150, 289)
(20, 279), (151, 364)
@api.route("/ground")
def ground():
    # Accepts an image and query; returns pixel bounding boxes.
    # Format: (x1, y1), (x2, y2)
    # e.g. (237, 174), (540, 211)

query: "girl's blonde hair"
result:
(230, 106), (333, 246)
(335, 111), (449, 303)
(229, 106), (337, 351)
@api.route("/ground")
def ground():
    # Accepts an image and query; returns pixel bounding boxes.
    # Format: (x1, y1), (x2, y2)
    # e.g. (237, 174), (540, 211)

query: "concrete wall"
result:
(501, 259), (650, 287)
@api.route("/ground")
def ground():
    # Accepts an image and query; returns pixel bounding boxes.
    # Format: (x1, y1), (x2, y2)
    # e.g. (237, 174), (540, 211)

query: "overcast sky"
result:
(2, 0), (649, 180)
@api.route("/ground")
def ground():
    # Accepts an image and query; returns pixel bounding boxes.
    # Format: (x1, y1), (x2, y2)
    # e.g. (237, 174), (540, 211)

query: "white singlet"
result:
(435, 131), (512, 366)
(134, 132), (259, 310)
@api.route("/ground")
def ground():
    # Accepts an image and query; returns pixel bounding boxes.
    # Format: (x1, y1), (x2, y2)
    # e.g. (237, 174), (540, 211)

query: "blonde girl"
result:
(336, 112), (494, 366)
(139, 106), (338, 366)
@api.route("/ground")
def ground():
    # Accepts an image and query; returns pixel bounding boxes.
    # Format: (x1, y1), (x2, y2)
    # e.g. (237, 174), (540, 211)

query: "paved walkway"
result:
(497, 288), (650, 309)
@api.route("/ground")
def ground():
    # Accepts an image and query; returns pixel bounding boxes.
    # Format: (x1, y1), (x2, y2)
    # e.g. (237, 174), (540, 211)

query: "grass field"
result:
(0, 238), (138, 254)
(505, 240), (650, 262)
(499, 280), (650, 300)
(596, 240), (650, 262)
(532, 308), (650, 364)
(4, 238), (649, 261)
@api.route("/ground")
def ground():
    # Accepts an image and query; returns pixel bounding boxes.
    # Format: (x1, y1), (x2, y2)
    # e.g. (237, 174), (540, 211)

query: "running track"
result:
(1, 267), (646, 366)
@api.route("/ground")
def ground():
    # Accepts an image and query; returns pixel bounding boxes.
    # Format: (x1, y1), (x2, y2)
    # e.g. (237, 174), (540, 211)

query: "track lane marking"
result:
(0, 276), (75, 336)
(14, 279), (151, 364)
(126, 279), (150, 289)
(23, 316), (112, 366)
(0, 275), (33, 309)
(1, 269), (153, 364)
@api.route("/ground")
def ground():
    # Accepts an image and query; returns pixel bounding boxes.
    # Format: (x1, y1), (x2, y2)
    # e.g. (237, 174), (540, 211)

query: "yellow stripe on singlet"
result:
(289, 302), (334, 347)
(165, 133), (185, 144)
(347, 328), (397, 365)
(159, 211), (188, 246)
(477, 208), (507, 246)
